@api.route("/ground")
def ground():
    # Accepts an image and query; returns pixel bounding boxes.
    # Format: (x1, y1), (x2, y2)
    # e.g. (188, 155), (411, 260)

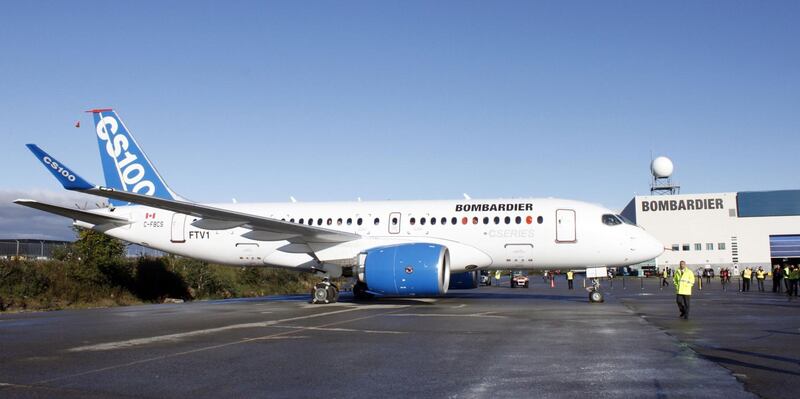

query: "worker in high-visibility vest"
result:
(673, 261), (695, 320)
(742, 267), (752, 292)
(494, 270), (502, 285)
(755, 267), (766, 292)
(566, 270), (574, 290)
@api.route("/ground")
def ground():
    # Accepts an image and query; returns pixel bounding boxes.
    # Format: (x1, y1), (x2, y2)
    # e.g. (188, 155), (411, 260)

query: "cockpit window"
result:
(602, 214), (622, 226)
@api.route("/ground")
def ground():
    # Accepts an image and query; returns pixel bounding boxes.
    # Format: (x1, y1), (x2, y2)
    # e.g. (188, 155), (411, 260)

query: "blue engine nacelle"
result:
(449, 271), (479, 290)
(358, 243), (451, 296)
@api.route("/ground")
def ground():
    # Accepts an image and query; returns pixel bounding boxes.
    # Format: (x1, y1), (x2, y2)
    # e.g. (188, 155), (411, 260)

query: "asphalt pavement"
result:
(1, 275), (797, 398)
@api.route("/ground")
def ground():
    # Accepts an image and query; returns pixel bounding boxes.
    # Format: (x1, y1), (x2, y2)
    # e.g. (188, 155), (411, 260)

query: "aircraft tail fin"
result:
(88, 109), (183, 206)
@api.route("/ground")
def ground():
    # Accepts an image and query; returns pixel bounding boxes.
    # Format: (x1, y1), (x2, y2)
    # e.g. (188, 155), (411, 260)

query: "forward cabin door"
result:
(171, 213), (187, 243)
(388, 212), (401, 234)
(555, 209), (576, 243)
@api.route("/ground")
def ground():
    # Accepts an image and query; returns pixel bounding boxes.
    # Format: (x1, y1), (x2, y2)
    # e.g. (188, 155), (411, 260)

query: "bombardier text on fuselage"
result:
(16, 109), (664, 304)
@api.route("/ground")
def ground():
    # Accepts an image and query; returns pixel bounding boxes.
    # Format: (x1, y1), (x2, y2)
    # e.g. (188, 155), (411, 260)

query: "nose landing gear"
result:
(588, 278), (604, 303)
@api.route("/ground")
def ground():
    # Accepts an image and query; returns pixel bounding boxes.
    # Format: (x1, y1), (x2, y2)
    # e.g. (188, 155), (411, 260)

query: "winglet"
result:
(26, 144), (94, 190)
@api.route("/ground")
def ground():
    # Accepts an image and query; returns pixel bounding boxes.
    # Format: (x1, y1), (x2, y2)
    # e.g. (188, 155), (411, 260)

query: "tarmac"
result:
(1, 276), (798, 399)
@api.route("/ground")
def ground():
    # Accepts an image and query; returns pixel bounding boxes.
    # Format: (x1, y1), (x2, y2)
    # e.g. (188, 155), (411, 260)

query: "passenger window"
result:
(602, 214), (621, 226)
(410, 217), (416, 225)
(327, 218), (332, 226)
(537, 216), (543, 224)
(526, 216), (533, 224)
(347, 218), (353, 225)
(357, 218), (363, 226)
(391, 217), (398, 225)
(441, 217), (447, 225)
(373, 217), (380, 225)
(337, 218), (343, 226)
(290, 218), (295, 223)
(308, 219), (314, 226)
(317, 218), (323, 226)
(451, 217), (458, 225)
(430, 217), (437, 225)
(483, 217), (489, 225)
(515, 216), (522, 224)
(462, 217), (468, 225)
(493, 216), (500, 225)
(421, 218), (427, 225)
(281, 218), (285, 221)
(504, 216), (511, 224)
(472, 217), (479, 225)
(299, 218), (304, 224)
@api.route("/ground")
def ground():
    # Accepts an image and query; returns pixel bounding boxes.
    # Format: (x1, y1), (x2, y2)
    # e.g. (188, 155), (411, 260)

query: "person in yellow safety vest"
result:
(661, 268), (669, 287)
(789, 265), (800, 297)
(742, 267), (752, 292)
(566, 270), (574, 290)
(755, 267), (766, 292)
(494, 270), (502, 285)
(783, 266), (791, 293)
(673, 261), (695, 319)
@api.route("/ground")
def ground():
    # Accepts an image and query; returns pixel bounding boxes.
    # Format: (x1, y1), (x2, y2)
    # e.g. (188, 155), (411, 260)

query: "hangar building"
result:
(621, 190), (800, 272)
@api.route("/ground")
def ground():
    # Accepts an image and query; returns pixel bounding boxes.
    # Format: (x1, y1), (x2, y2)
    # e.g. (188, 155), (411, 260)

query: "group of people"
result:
(671, 261), (800, 320)
(772, 264), (800, 296)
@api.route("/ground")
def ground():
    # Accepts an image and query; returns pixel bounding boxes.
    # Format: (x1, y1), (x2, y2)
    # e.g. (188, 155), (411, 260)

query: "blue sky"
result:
(1, 1), (798, 239)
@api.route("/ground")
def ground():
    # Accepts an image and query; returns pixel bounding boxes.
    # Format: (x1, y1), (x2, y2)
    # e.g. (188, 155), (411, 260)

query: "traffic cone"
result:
(550, 276), (555, 288)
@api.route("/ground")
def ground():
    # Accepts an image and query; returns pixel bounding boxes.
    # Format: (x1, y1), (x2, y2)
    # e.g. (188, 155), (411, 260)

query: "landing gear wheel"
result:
(524, 282), (529, 288)
(352, 281), (373, 301)
(589, 290), (604, 303)
(311, 280), (339, 304)
(511, 281), (516, 288)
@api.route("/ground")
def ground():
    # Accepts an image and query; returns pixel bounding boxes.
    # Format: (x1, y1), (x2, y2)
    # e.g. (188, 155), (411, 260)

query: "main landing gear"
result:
(310, 278), (339, 304)
(588, 278), (604, 303)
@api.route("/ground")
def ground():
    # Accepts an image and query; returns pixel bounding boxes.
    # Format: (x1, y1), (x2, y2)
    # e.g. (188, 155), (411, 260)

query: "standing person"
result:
(494, 269), (502, 285)
(742, 267), (752, 292)
(784, 265), (791, 293)
(756, 267), (766, 292)
(705, 268), (712, 285)
(790, 266), (799, 297)
(661, 268), (669, 287)
(566, 270), (574, 290)
(673, 261), (695, 319)
(773, 265), (783, 293)
(720, 268), (729, 291)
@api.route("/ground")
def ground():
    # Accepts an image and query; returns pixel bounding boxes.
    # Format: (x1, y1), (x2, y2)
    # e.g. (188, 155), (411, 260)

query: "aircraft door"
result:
(388, 212), (401, 234)
(556, 209), (576, 242)
(171, 213), (187, 243)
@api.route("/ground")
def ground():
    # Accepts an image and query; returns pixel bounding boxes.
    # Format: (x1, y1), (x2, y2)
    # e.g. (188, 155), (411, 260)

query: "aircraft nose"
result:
(642, 232), (665, 260)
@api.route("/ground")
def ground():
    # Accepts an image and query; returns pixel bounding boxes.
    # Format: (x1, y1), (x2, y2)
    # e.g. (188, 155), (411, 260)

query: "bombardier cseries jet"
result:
(17, 109), (664, 303)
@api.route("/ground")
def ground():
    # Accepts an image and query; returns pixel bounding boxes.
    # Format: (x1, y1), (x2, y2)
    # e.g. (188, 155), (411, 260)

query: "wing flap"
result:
(14, 199), (131, 226)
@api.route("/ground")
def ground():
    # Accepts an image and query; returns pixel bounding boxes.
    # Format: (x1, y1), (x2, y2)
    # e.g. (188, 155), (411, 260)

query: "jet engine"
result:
(357, 243), (450, 296)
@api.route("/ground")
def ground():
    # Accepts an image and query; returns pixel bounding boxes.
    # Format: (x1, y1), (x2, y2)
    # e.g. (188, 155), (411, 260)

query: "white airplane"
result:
(16, 109), (663, 303)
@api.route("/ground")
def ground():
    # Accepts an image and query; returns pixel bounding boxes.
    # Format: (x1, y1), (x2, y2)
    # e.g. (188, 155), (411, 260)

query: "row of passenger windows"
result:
(671, 243), (726, 251)
(280, 215), (545, 227)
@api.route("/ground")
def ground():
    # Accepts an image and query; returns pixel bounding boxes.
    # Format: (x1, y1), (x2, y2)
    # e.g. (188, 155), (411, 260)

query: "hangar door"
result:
(556, 209), (576, 243)
(769, 235), (800, 258)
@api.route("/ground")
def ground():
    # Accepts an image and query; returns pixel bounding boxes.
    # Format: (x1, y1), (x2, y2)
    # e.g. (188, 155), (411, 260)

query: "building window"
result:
(682, 244), (690, 251)
(671, 244), (679, 251)
(694, 243), (702, 251)
(706, 243), (713, 250)
(718, 243), (726, 250)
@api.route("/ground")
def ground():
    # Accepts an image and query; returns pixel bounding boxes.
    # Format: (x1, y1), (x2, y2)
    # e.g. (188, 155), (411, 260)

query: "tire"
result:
(511, 281), (516, 288)
(524, 282), (529, 288)
(327, 285), (339, 303)
(313, 286), (329, 304)
(589, 290), (604, 303)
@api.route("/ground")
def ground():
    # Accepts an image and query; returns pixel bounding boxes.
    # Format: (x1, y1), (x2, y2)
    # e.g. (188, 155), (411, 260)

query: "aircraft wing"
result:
(14, 199), (132, 226)
(24, 144), (360, 245)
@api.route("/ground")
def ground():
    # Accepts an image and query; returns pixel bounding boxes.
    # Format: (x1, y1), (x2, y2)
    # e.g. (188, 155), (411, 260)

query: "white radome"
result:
(651, 156), (674, 178)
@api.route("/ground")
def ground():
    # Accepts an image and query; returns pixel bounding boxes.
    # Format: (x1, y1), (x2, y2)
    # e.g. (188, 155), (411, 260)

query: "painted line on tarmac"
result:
(67, 307), (363, 352)
(387, 312), (506, 318)
(272, 325), (406, 334)
(37, 305), (411, 386)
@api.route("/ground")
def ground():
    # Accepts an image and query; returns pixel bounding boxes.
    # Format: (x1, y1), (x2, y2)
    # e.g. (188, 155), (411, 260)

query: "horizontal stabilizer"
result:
(14, 199), (131, 226)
